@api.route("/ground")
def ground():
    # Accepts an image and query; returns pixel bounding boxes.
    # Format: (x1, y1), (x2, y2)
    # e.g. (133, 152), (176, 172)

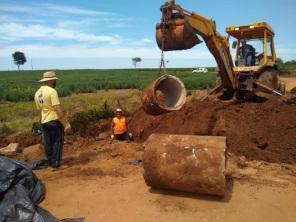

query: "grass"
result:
(0, 89), (141, 135)
(0, 68), (216, 102)
(0, 68), (216, 135)
(279, 64), (296, 73)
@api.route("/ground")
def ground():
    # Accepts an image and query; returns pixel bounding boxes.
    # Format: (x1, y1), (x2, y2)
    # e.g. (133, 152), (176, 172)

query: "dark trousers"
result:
(41, 120), (64, 167)
(114, 132), (130, 141)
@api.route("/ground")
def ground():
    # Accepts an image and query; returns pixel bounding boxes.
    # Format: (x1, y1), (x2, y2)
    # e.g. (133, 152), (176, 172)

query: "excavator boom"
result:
(156, 2), (236, 90)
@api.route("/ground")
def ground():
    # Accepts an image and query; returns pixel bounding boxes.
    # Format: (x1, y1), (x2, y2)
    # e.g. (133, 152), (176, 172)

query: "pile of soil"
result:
(129, 97), (296, 164)
(0, 136), (9, 148)
(12, 133), (42, 148)
(0, 133), (41, 149)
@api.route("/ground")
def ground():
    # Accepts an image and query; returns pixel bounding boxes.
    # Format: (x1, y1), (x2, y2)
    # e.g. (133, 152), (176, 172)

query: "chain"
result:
(158, 23), (167, 76)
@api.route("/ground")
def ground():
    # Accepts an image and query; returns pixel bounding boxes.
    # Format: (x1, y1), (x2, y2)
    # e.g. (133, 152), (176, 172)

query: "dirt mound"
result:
(11, 133), (42, 149)
(129, 98), (296, 164)
(0, 133), (41, 150)
(0, 136), (9, 148)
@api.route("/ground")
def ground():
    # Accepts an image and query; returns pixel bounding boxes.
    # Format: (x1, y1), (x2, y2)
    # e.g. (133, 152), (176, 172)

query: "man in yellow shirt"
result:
(111, 108), (132, 142)
(34, 71), (71, 168)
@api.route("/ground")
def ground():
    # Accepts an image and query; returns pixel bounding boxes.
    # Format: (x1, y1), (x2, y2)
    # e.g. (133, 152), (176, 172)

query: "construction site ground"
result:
(1, 82), (296, 222)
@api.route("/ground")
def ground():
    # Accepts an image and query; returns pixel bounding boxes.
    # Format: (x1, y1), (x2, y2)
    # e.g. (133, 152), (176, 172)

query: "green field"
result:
(279, 64), (296, 73)
(0, 68), (216, 102)
(0, 90), (141, 135)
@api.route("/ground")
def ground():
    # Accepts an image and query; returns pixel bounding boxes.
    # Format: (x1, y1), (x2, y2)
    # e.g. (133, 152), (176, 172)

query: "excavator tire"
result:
(277, 80), (286, 95)
(256, 68), (279, 92)
(235, 90), (246, 102)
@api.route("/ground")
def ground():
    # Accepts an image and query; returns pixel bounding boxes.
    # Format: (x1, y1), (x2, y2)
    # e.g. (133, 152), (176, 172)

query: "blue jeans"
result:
(41, 120), (64, 167)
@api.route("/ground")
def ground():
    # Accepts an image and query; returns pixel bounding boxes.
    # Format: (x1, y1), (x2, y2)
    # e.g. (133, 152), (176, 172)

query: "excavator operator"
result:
(240, 40), (256, 66)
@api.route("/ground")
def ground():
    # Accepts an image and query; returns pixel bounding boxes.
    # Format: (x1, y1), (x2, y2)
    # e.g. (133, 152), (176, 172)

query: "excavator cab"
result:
(226, 23), (283, 97)
(226, 22), (276, 71)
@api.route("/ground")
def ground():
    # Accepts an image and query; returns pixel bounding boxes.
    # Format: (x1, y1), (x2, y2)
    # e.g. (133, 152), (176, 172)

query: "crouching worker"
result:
(110, 108), (132, 142)
(34, 71), (71, 168)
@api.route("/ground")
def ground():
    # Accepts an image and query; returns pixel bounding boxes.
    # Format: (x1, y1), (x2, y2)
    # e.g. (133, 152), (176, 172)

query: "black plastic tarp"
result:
(0, 156), (59, 222)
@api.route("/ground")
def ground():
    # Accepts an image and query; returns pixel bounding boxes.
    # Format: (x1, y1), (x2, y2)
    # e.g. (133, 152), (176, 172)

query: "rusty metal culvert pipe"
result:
(141, 75), (186, 115)
(142, 134), (227, 196)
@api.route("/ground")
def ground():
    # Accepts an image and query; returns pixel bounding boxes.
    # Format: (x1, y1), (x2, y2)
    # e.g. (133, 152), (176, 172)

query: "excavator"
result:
(155, 0), (285, 100)
(141, 0), (288, 196)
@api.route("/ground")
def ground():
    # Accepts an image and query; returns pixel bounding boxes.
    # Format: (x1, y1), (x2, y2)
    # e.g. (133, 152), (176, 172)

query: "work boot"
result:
(51, 161), (60, 168)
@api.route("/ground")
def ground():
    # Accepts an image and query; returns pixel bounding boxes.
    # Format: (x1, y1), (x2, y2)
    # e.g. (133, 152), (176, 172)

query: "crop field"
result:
(0, 89), (141, 134)
(0, 68), (216, 102)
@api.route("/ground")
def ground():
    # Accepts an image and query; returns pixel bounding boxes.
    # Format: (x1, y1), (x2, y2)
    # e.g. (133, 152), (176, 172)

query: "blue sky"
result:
(0, 0), (295, 70)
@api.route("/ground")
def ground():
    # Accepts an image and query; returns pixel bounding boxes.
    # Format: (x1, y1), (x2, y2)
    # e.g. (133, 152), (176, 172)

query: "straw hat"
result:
(39, 71), (59, 82)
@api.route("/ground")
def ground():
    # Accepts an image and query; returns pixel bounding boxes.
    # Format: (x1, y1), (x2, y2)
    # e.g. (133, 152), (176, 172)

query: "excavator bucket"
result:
(156, 18), (202, 51)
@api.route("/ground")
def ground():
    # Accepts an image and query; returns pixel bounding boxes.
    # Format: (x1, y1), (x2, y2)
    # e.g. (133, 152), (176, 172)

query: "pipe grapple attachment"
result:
(156, 2), (202, 51)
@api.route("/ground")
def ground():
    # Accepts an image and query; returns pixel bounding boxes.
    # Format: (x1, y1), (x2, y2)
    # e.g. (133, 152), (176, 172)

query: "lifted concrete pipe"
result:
(141, 75), (186, 115)
(142, 134), (227, 196)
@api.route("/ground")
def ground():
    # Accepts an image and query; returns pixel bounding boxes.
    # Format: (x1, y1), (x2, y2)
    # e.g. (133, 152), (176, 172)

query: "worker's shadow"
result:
(149, 175), (233, 203)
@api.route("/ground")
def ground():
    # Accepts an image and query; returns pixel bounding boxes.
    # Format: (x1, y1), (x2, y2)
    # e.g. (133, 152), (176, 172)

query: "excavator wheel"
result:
(277, 80), (286, 95)
(235, 90), (246, 102)
(256, 68), (279, 93)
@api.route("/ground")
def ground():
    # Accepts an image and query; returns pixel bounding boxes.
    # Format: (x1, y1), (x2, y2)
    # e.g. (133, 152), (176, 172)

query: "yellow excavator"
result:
(156, 0), (285, 100)
(141, 0), (289, 196)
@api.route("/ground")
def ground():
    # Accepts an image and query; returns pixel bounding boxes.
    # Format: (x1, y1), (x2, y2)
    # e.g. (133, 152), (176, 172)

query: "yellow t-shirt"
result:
(34, 85), (60, 124)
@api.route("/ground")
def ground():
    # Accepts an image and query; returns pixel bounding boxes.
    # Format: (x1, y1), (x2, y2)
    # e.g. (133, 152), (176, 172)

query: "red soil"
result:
(129, 97), (296, 164)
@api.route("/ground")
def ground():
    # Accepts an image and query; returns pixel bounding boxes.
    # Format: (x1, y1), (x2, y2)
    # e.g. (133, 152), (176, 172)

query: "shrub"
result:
(0, 124), (15, 136)
(69, 101), (113, 133)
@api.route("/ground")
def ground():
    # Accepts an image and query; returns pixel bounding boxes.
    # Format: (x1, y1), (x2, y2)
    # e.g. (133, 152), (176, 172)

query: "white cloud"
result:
(57, 20), (94, 29)
(128, 38), (154, 46)
(44, 3), (112, 16)
(0, 44), (213, 60)
(0, 2), (111, 17)
(0, 23), (121, 44)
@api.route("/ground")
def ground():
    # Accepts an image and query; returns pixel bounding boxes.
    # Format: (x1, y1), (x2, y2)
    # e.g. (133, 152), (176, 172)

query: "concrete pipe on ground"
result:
(141, 75), (186, 115)
(142, 134), (227, 196)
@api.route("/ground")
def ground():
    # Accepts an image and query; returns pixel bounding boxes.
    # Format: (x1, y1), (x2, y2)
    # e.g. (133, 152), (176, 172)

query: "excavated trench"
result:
(2, 96), (295, 164)
(129, 97), (296, 164)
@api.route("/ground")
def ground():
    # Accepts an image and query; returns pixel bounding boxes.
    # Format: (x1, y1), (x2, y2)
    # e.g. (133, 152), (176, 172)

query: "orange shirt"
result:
(113, 116), (127, 135)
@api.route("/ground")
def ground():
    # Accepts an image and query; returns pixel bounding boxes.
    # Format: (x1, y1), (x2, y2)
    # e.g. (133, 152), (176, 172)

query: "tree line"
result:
(276, 58), (296, 66)
(11, 51), (143, 70)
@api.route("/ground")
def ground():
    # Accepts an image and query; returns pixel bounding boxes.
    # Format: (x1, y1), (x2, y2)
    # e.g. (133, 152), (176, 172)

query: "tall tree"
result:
(132, 57), (142, 68)
(276, 57), (284, 66)
(12, 51), (27, 71)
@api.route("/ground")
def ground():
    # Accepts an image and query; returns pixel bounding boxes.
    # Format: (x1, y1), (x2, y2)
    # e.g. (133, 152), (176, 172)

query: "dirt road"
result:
(280, 76), (296, 92)
(32, 139), (296, 222)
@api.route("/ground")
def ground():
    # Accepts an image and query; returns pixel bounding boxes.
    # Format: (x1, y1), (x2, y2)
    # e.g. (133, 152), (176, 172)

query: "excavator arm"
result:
(156, 2), (236, 91)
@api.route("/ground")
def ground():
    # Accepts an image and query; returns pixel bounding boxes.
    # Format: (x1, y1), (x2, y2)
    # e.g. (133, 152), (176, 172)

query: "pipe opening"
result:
(155, 76), (186, 110)
(141, 75), (186, 115)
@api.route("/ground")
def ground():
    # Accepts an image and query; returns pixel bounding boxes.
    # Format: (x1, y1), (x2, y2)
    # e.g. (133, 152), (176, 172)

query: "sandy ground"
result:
(280, 76), (296, 92)
(32, 139), (296, 222)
